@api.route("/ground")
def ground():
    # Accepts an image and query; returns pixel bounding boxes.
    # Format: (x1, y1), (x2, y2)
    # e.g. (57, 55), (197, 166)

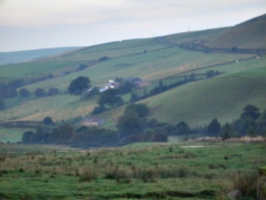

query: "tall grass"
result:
(231, 171), (257, 198)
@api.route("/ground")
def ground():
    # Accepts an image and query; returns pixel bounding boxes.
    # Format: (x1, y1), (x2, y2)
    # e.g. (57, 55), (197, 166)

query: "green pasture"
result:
(142, 59), (266, 127)
(205, 15), (266, 49)
(164, 27), (228, 45)
(22, 46), (246, 92)
(0, 95), (97, 122)
(0, 142), (265, 199)
(1, 25), (265, 128)
(0, 127), (28, 143)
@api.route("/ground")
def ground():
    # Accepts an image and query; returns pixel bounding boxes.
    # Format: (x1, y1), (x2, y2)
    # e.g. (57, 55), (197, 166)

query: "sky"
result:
(0, 0), (265, 52)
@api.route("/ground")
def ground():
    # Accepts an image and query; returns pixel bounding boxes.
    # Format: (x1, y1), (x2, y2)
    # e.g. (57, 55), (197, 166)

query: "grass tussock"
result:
(105, 165), (190, 182)
(231, 171), (257, 198)
(79, 167), (97, 182)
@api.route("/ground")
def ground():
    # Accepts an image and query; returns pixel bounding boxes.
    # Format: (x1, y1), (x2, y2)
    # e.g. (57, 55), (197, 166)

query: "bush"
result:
(98, 56), (109, 62)
(43, 117), (53, 126)
(35, 88), (46, 97)
(48, 88), (59, 96)
(19, 88), (31, 97)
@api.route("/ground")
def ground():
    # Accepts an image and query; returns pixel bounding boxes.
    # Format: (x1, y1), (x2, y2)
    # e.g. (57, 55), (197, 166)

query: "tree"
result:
(98, 89), (123, 107)
(68, 76), (91, 96)
(22, 131), (35, 144)
(78, 64), (87, 71)
(231, 46), (238, 53)
(207, 118), (221, 136)
(189, 73), (196, 81)
(129, 91), (139, 102)
(116, 103), (149, 135)
(175, 121), (190, 135)
(92, 104), (106, 115)
(124, 103), (149, 118)
(241, 104), (260, 120)
(256, 110), (266, 135)
(48, 88), (59, 96)
(116, 110), (144, 135)
(18, 88), (31, 97)
(43, 116), (53, 125)
(0, 99), (5, 110)
(35, 88), (46, 97)
(49, 124), (75, 144)
(119, 80), (133, 94)
(233, 117), (257, 136)
(220, 123), (232, 140)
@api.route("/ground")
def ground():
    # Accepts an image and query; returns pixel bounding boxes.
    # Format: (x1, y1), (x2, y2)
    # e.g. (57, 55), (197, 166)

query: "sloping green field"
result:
(144, 64), (266, 127)
(1, 15), (266, 136)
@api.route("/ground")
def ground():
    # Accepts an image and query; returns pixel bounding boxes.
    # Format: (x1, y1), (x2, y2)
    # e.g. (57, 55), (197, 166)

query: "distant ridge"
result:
(0, 47), (79, 66)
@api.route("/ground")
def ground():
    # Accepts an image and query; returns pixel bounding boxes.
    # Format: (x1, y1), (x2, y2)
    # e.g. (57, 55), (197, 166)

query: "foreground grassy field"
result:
(0, 141), (265, 199)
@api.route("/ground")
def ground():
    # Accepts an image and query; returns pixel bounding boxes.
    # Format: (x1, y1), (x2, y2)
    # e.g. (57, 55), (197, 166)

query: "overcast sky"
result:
(0, 0), (265, 52)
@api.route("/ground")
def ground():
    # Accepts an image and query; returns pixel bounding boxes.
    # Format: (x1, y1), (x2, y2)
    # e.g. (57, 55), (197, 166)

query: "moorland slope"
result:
(0, 14), (266, 141)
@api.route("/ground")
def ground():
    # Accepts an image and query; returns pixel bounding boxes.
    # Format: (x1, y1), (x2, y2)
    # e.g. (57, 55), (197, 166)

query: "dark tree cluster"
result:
(116, 103), (169, 143)
(0, 78), (25, 98)
(18, 88), (31, 97)
(92, 89), (124, 115)
(68, 76), (91, 96)
(22, 124), (120, 148)
(203, 104), (266, 140)
(28, 74), (54, 85)
(206, 70), (220, 79)
(98, 56), (109, 62)
(21, 104), (266, 148)
(0, 79), (24, 98)
(34, 87), (59, 97)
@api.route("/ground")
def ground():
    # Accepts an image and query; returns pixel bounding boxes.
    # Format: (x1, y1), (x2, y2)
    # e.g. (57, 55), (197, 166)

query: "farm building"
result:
(99, 80), (120, 93)
(81, 118), (105, 127)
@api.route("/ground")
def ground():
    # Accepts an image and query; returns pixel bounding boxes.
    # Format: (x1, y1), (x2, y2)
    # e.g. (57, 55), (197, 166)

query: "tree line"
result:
(21, 103), (266, 148)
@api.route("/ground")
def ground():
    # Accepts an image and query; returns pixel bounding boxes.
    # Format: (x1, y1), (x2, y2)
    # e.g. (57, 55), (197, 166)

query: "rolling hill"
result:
(0, 14), (266, 142)
(0, 47), (79, 66)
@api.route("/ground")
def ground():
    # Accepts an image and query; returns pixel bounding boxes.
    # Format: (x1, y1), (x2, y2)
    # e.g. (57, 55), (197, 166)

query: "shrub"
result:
(48, 88), (59, 96)
(19, 88), (31, 97)
(35, 88), (46, 97)
(98, 56), (109, 62)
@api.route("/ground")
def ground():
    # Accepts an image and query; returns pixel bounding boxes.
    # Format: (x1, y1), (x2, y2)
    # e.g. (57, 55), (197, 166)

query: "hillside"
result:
(162, 13), (266, 52)
(0, 47), (79, 66)
(143, 56), (266, 127)
(205, 14), (266, 49)
(0, 14), (266, 142)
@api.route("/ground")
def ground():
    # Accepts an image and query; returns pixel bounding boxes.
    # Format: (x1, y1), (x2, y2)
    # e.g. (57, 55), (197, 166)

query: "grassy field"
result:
(0, 141), (265, 199)
(205, 14), (266, 49)
(0, 45), (249, 123)
(1, 15), (266, 141)
(142, 56), (266, 127)
(0, 127), (29, 143)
